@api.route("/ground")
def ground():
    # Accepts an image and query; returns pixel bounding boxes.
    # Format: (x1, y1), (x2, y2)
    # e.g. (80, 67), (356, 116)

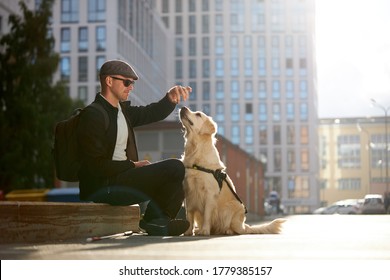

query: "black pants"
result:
(87, 159), (185, 221)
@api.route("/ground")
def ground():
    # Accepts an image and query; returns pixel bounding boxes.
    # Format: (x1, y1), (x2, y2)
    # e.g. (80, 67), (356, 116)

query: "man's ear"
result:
(105, 76), (112, 87)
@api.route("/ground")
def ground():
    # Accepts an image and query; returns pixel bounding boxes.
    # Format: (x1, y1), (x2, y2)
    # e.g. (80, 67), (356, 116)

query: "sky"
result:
(315, 0), (390, 118)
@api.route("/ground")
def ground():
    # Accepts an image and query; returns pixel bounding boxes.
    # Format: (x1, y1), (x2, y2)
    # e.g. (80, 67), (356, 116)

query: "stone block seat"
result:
(0, 201), (140, 243)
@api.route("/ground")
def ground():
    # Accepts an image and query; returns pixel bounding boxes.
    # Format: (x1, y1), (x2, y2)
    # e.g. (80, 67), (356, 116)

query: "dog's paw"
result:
(184, 228), (194, 236)
(196, 228), (211, 236)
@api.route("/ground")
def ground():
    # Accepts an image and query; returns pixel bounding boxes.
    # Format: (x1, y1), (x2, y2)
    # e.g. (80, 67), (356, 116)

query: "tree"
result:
(0, 0), (83, 192)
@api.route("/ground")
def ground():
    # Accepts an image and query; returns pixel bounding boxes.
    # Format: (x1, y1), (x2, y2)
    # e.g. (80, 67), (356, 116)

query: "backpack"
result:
(53, 103), (109, 182)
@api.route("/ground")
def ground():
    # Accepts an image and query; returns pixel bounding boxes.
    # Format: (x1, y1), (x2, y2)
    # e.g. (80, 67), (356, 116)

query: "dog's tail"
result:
(244, 218), (286, 234)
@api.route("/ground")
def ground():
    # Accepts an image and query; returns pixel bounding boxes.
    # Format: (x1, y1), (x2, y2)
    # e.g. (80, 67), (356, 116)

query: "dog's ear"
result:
(200, 117), (217, 135)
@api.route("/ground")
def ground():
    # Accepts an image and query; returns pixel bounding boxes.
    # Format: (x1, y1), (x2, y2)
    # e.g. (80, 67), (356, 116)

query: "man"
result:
(77, 59), (191, 236)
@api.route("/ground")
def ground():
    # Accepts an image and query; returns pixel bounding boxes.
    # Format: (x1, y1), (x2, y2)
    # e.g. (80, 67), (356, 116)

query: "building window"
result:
(162, 0), (169, 13)
(202, 0), (209, 11)
(272, 103), (281, 122)
(300, 80), (308, 99)
(258, 58), (266, 76)
(259, 125), (267, 145)
(78, 27), (88, 52)
(216, 103), (225, 122)
(231, 103), (240, 122)
(202, 37), (210, 55)
(202, 59), (210, 78)
(231, 80), (239, 99)
(259, 103), (267, 122)
(175, 16), (182, 34)
(230, 58), (239, 76)
(244, 58), (253, 76)
(257, 35), (266, 56)
(230, 36), (239, 57)
(216, 81), (224, 100)
(231, 125), (240, 144)
(337, 135), (361, 168)
(299, 58), (307, 76)
(286, 103), (294, 121)
(96, 26), (106, 51)
(300, 125), (308, 144)
(189, 37), (196, 56)
(189, 81), (197, 101)
(245, 125), (253, 144)
(338, 179), (361, 190)
(202, 81), (210, 100)
(288, 176), (309, 198)
(287, 125), (295, 145)
(175, 60), (183, 79)
(189, 15), (196, 34)
(188, 0), (196, 11)
(60, 28), (71, 53)
(96, 55), (105, 81)
(245, 103), (253, 121)
(274, 148), (282, 171)
(272, 57), (280, 76)
(272, 80), (280, 99)
(189, 59), (197, 78)
(202, 15), (209, 33)
(230, 0), (244, 32)
(175, 0), (183, 12)
(78, 86), (88, 103)
(175, 38), (183, 56)
(245, 81), (253, 99)
(273, 125), (281, 145)
(286, 58), (293, 76)
(371, 133), (390, 168)
(215, 0), (223, 11)
(216, 58), (224, 77)
(61, 0), (79, 23)
(60, 57), (71, 81)
(301, 148), (309, 171)
(287, 150), (296, 171)
(88, 0), (105, 22)
(78, 56), (88, 82)
(258, 81), (267, 99)
(286, 80), (294, 99)
(215, 36), (224, 55)
(300, 102), (308, 121)
(251, 0), (265, 32)
(202, 104), (210, 115)
(215, 14), (223, 33)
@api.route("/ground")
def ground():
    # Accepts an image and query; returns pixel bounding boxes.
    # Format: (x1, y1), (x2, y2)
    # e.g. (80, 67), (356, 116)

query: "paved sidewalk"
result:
(1, 214), (390, 260)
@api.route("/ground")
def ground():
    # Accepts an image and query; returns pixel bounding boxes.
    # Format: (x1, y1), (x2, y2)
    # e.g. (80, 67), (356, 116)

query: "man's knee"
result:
(164, 158), (185, 180)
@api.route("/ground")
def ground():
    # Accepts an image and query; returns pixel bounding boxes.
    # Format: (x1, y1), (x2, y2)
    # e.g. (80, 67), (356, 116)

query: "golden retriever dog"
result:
(179, 106), (285, 236)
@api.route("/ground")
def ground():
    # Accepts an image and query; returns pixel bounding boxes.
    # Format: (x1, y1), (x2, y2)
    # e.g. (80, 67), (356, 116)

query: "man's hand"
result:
(167, 85), (192, 104)
(134, 160), (151, 168)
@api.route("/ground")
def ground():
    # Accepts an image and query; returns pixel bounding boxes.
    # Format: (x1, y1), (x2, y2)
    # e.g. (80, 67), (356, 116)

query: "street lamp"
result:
(370, 99), (390, 194)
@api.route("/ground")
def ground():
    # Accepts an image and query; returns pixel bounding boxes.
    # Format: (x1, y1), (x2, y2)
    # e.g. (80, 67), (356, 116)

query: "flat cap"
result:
(99, 59), (139, 80)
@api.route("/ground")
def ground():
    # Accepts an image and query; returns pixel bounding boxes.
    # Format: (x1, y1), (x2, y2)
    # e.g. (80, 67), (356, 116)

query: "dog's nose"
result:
(180, 106), (188, 118)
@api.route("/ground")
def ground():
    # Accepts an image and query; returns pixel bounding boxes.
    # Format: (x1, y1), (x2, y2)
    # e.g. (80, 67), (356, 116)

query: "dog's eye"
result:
(196, 113), (202, 117)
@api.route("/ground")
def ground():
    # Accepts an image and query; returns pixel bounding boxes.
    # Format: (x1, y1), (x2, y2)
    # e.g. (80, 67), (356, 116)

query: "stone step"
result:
(0, 201), (140, 243)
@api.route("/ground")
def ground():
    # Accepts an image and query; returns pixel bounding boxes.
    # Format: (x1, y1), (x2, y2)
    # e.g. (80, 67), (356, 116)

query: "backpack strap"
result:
(88, 102), (109, 131)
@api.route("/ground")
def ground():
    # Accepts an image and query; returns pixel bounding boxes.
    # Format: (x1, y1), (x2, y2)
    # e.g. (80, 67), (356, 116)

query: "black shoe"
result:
(139, 218), (189, 236)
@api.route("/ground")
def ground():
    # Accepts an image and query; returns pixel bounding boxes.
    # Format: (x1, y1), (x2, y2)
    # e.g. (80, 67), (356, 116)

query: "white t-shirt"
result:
(112, 104), (129, 160)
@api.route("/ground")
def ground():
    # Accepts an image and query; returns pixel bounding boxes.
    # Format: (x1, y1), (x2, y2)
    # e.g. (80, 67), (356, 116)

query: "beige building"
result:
(319, 116), (389, 206)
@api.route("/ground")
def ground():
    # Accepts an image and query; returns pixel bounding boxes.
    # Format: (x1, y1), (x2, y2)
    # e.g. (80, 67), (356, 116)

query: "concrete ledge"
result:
(0, 201), (140, 243)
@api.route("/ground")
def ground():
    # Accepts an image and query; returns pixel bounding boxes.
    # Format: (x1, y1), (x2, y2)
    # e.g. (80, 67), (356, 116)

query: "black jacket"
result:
(77, 93), (176, 200)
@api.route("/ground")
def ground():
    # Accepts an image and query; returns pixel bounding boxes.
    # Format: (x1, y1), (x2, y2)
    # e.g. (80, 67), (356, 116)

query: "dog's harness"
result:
(188, 164), (248, 214)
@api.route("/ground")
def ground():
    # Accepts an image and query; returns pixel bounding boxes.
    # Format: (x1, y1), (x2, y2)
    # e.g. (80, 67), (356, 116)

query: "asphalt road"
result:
(1, 214), (390, 260)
